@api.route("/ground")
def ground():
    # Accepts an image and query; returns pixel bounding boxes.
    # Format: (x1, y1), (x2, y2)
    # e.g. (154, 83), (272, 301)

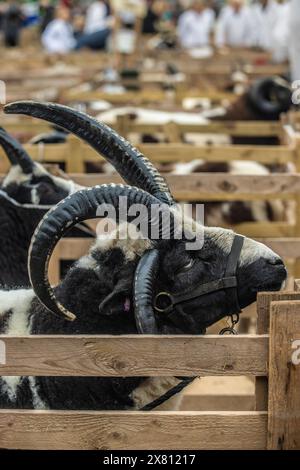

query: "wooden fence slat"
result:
(137, 144), (293, 164)
(48, 238), (300, 284)
(255, 239), (300, 259)
(0, 410), (267, 450)
(255, 292), (300, 413)
(228, 222), (294, 238)
(1, 171), (300, 203)
(68, 173), (300, 201)
(0, 335), (268, 377)
(53, 237), (300, 262)
(129, 121), (280, 137)
(1, 143), (293, 167)
(0, 120), (281, 139)
(268, 301), (300, 450)
(180, 394), (255, 412)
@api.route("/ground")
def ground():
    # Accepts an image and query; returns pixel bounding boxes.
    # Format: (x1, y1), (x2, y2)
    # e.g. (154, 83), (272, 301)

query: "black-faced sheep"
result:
(0, 127), (92, 288)
(0, 101), (287, 411)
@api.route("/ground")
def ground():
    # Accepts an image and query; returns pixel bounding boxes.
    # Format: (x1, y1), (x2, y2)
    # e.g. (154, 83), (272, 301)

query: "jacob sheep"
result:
(0, 127), (94, 288)
(0, 101), (287, 411)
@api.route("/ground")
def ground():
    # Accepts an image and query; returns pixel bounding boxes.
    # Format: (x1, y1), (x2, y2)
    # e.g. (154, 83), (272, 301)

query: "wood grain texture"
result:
(71, 173), (300, 201)
(180, 395), (254, 412)
(255, 239), (300, 259)
(48, 237), (300, 284)
(51, 237), (300, 263)
(255, 292), (300, 413)
(256, 292), (300, 334)
(0, 335), (268, 377)
(1, 142), (293, 166)
(129, 121), (280, 137)
(268, 301), (300, 450)
(0, 170), (299, 201)
(0, 410), (267, 450)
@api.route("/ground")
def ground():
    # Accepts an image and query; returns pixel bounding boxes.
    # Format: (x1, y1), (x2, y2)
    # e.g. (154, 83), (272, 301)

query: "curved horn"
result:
(0, 127), (35, 174)
(4, 101), (174, 205)
(29, 184), (173, 321)
(134, 249), (160, 334)
(248, 77), (291, 117)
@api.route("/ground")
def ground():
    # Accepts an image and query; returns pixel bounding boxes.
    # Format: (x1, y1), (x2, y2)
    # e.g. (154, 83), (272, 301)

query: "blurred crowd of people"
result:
(0, 0), (292, 62)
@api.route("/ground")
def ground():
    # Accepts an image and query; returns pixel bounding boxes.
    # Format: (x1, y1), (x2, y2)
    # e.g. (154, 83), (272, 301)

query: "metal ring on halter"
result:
(219, 313), (240, 335)
(219, 326), (238, 335)
(154, 292), (174, 314)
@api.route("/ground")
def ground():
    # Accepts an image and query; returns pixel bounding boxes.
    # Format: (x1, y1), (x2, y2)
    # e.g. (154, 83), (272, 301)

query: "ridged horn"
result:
(0, 127), (35, 174)
(4, 101), (174, 205)
(134, 249), (160, 334)
(28, 184), (173, 321)
(248, 76), (291, 117)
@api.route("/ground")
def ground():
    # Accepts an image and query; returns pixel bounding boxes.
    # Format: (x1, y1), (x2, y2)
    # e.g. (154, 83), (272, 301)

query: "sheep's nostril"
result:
(268, 258), (284, 266)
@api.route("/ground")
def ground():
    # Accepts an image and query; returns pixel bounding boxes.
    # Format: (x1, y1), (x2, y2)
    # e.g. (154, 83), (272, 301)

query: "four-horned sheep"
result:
(0, 102), (287, 411)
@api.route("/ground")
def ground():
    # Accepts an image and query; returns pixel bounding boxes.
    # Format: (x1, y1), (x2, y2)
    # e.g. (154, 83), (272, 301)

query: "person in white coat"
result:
(251, 0), (280, 51)
(271, 1), (290, 63)
(289, 0), (300, 82)
(84, 1), (109, 35)
(75, 0), (112, 50)
(41, 5), (76, 54)
(215, 0), (255, 49)
(177, 0), (215, 49)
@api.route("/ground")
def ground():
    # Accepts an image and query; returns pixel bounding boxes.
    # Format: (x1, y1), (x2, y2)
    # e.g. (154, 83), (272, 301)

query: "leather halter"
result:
(152, 234), (245, 332)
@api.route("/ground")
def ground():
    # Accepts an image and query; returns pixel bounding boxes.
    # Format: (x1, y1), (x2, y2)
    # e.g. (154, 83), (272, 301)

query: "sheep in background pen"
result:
(0, 127), (94, 288)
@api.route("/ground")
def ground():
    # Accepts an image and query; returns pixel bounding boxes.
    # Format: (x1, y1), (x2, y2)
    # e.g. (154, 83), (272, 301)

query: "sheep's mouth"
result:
(253, 280), (285, 294)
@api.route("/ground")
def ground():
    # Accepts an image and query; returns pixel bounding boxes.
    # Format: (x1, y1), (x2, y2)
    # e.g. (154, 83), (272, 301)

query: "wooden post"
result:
(255, 291), (300, 411)
(116, 114), (130, 138)
(66, 136), (85, 173)
(268, 300), (300, 449)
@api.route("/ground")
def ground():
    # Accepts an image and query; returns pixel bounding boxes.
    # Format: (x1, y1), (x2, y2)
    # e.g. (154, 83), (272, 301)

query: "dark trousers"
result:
(75, 28), (110, 51)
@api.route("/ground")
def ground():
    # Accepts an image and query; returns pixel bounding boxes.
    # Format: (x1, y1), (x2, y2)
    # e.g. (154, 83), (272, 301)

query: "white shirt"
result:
(251, 0), (280, 50)
(178, 9), (215, 49)
(41, 19), (76, 54)
(84, 2), (108, 34)
(215, 6), (255, 48)
(289, 0), (300, 81)
(272, 2), (290, 63)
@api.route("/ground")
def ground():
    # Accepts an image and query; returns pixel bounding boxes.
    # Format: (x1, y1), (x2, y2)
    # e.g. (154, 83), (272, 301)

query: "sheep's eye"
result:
(178, 258), (195, 273)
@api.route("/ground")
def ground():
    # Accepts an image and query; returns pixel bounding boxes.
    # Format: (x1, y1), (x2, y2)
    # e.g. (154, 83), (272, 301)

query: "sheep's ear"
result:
(98, 279), (131, 316)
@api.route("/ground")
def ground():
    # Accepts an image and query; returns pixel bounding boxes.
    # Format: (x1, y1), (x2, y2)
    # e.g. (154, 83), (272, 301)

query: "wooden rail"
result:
(0, 141), (294, 173)
(0, 290), (299, 449)
(0, 119), (282, 147)
(0, 335), (268, 377)
(0, 410), (268, 450)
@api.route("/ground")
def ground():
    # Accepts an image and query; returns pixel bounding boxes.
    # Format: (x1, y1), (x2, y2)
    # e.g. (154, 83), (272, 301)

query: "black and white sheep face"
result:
(67, 222), (286, 334)
(1, 163), (77, 206)
(153, 226), (286, 331)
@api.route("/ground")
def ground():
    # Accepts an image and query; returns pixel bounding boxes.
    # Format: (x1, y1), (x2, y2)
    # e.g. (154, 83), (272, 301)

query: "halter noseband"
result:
(134, 235), (244, 412)
(153, 234), (245, 329)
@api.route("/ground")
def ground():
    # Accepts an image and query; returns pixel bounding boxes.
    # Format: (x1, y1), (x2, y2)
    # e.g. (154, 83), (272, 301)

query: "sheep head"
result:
(220, 76), (292, 121)
(0, 127), (78, 205)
